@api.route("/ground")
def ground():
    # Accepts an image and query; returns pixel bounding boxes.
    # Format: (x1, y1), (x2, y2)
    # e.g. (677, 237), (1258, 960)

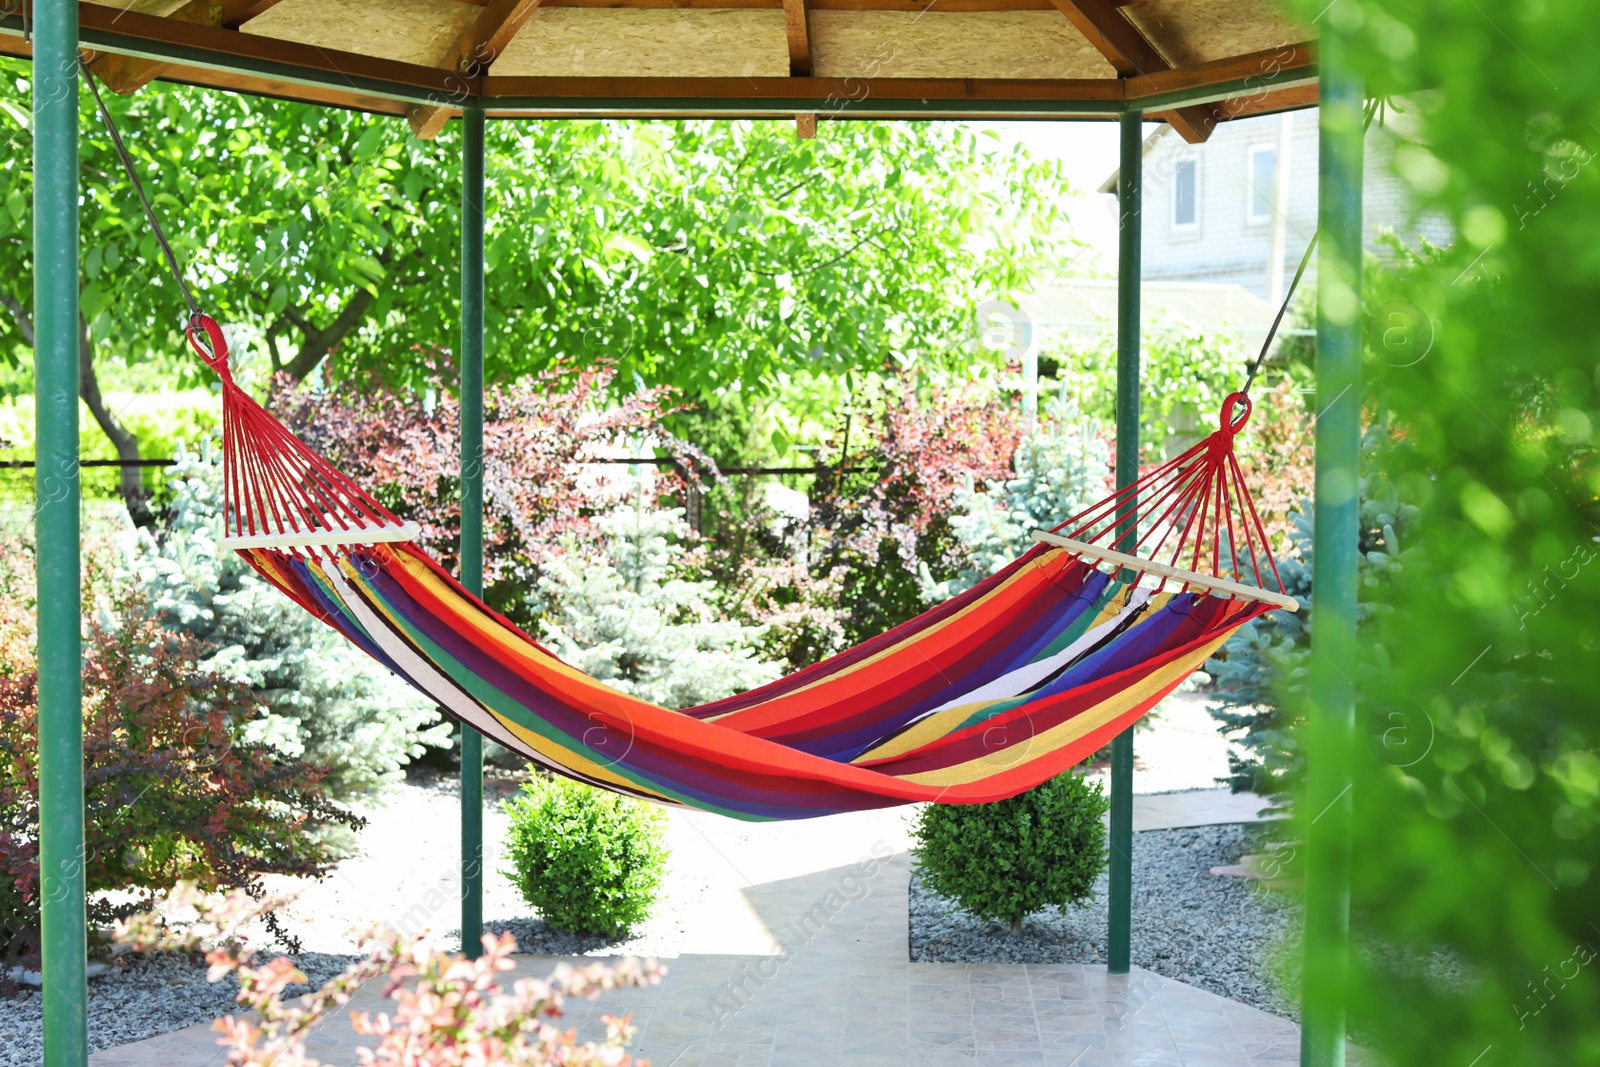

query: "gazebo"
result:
(3, 2), (1364, 1065)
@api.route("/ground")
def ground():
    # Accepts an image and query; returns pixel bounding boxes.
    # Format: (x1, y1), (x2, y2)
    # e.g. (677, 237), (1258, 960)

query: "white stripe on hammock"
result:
(902, 587), (1154, 727)
(320, 561), (671, 806)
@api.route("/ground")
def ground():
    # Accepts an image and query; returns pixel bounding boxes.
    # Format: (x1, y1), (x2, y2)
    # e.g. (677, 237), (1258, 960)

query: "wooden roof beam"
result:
(1124, 42), (1318, 105)
(409, 0), (548, 139)
(1047, 0), (1218, 142)
(783, 0), (812, 76)
(86, 0), (283, 95)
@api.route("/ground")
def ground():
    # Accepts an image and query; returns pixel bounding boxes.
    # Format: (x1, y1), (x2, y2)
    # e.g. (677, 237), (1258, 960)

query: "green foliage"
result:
(0, 593), (361, 958)
(1249, 6), (1600, 1056)
(500, 775), (668, 938)
(477, 121), (1065, 450)
(920, 393), (1111, 600)
(0, 64), (1064, 461)
(911, 771), (1109, 933)
(1207, 446), (1420, 799)
(1048, 326), (1244, 453)
(538, 496), (781, 709)
(0, 389), (217, 501)
(0, 60), (467, 389)
(118, 440), (450, 801)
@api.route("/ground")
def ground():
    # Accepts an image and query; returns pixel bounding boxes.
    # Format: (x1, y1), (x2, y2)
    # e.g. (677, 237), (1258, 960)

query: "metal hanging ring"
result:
(1220, 392), (1252, 434)
(186, 313), (230, 374)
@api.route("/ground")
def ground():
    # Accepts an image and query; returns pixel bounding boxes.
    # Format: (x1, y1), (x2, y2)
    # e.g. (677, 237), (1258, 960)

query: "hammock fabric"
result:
(189, 316), (1295, 821)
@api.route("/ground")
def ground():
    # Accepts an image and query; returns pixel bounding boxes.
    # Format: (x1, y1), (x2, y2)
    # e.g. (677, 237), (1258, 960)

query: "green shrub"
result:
(501, 774), (668, 938)
(911, 771), (1109, 934)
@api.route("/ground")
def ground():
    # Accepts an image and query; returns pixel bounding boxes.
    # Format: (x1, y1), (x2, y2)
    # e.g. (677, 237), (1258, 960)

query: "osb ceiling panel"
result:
(493, 10), (790, 78)
(1120, 0), (1307, 67)
(810, 11), (1117, 80)
(82, 0), (191, 16)
(240, 0), (478, 68)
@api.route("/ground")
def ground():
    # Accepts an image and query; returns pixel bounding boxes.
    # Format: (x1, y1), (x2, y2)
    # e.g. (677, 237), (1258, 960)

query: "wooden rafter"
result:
(1123, 43), (1317, 103)
(30, 3), (1315, 122)
(782, 0), (811, 76)
(484, 73), (1126, 109)
(408, 0), (548, 139)
(86, 0), (284, 96)
(1214, 81), (1318, 120)
(1047, 0), (1218, 143)
(503, 0), (1059, 9)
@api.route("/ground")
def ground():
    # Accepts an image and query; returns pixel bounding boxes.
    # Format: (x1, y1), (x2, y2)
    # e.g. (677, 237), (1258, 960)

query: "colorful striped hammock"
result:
(189, 316), (1296, 821)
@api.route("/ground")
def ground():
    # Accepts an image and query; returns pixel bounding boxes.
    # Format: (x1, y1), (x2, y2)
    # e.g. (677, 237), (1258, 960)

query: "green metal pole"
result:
(1107, 108), (1142, 977)
(1301, 36), (1362, 1067)
(34, 2), (87, 1064)
(459, 106), (486, 960)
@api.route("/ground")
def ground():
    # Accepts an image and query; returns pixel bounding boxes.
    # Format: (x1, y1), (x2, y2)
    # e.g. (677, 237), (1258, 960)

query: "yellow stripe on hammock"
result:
(891, 632), (1232, 787)
(850, 583), (1163, 764)
(703, 548), (1079, 723)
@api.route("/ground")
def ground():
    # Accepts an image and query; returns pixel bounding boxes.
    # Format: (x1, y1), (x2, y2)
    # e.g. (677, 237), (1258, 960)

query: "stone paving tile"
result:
(978, 1051), (1048, 1067)
(90, 848), (1350, 1067)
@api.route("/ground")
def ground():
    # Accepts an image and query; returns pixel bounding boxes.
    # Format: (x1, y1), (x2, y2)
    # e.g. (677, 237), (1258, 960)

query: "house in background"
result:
(1100, 110), (1454, 304)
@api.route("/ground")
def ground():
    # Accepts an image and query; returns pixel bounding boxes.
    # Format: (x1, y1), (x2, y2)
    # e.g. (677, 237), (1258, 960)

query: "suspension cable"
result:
(1238, 97), (1384, 395)
(77, 56), (203, 326)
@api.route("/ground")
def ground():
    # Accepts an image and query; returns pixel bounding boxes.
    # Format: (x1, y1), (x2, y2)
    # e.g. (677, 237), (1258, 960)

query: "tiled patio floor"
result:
(89, 848), (1364, 1067)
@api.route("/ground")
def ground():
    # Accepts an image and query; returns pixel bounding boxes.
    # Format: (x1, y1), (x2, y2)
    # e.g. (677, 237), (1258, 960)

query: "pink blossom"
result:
(118, 883), (664, 1067)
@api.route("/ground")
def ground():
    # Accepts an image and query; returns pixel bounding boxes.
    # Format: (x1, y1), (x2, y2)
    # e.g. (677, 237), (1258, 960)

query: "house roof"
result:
(1097, 104), (1425, 191)
(1016, 278), (1277, 345)
(0, 1), (1318, 139)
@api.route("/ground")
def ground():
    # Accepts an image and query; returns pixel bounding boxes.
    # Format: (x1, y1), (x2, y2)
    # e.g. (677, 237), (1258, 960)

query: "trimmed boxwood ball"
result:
(501, 773), (668, 938)
(911, 770), (1110, 934)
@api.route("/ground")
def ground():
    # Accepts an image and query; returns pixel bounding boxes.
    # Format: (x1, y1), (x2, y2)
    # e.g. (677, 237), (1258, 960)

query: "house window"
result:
(1247, 145), (1277, 223)
(1172, 157), (1198, 230)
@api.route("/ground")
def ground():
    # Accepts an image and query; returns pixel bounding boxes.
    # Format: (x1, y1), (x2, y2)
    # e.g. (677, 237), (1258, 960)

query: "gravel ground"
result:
(909, 823), (1303, 1019)
(467, 917), (668, 958)
(0, 951), (358, 1067)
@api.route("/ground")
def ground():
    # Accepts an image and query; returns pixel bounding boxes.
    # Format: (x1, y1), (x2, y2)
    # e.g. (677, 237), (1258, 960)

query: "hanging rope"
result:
(1241, 232), (1316, 395)
(1045, 392), (1287, 598)
(77, 56), (203, 328)
(1237, 97), (1384, 395)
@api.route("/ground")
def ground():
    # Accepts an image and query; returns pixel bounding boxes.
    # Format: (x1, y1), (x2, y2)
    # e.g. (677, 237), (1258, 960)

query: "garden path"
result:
(83, 692), (1330, 1066)
(89, 838), (1360, 1066)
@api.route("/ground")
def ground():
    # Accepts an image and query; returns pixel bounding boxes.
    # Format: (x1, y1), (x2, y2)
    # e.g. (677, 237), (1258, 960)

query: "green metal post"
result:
(34, 2), (87, 1064)
(1107, 108), (1142, 977)
(1301, 36), (1362, 1067)
(459, 106), (486, 959)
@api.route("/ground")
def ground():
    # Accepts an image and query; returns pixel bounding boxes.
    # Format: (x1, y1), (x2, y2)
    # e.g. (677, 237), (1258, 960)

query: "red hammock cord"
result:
(189, 315), (403, 548)
(1046, 390), (1287, 597)
(192, 314), (1286, 597)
